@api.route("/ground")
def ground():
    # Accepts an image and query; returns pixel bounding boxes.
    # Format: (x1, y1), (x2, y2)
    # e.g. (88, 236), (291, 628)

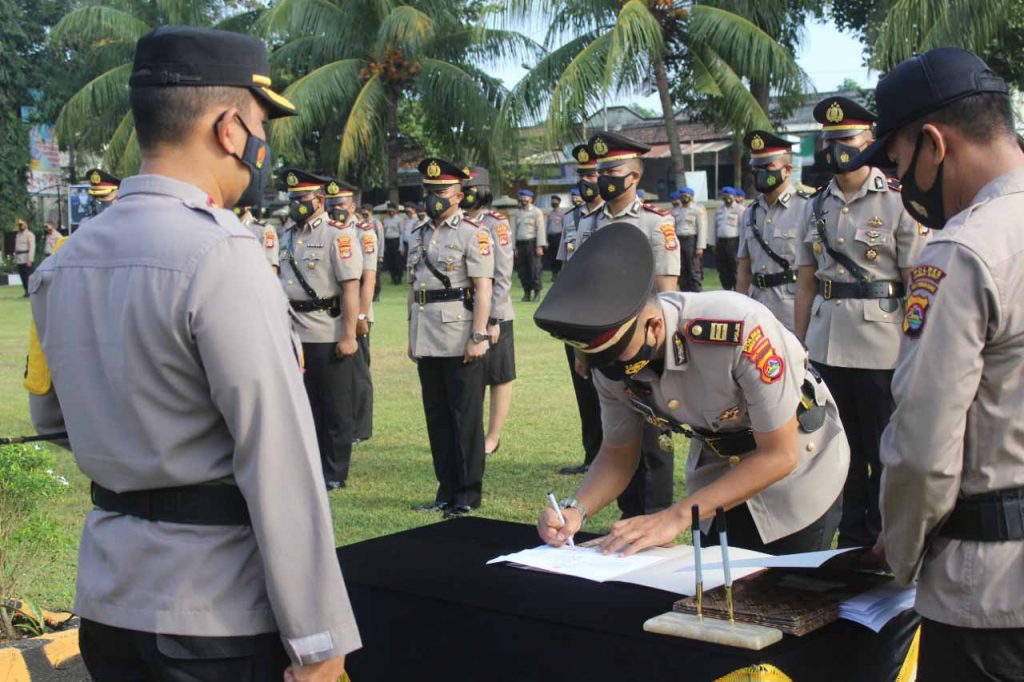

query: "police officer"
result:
(84, 168), (121, 217)
(545, 195), (566, 280)
(382, 202), (404, 285)
(672, 187), (707, 292)
(557, 143), (606, 475)
(736, 131), (809, 332)
(853, 48), (1024, 679)
(461, 166), (515, 456)
(235, 205), (279, 271)
(325, 180), (377, 443)
(27, 25), (358, 679)
(585, 130), (681, 518)
(793, 96), (929, 548)
(400, 201), (418, 260)
(408, 158), (494, 518)
(514, 188), (546, 301)
(360, 203), (384, 301)
(535, 225), (849, 556)
(43, 222), (60, 257)
(13, 218), (36, 297)
(714, 186), (744, 290)
(279, 168), (363, 490)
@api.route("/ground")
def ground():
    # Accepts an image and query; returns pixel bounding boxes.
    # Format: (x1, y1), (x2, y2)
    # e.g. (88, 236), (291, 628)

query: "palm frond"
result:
(269, 34), (349, 69)
(603, 0), (664, 85)
(103, 110), (140, 176)
(49, 5), (150, 51)
(874, 0), (1014, 69)
(337, 73), (390, 174)
(214, 9), (265, 35)
(374, 5), (434, 58)
(260, 0), (346, 41)
(155, 0), (211, 25)
(690, 45), (772, 131)
(271, 58), (367, 158)
(55, 62), (132, 144)
(436, 27), (545, 70)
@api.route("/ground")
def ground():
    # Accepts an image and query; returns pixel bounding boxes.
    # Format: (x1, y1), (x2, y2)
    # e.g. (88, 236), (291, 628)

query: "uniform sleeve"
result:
(330, 228), (364, 282)
(187, 237), (361, 663)
(464, 226), (495, 279)
(880, 243), (991, 584)
(360, 229), (378, 272)
(491, 220), (513, 315)
(556, 226), (569, 261)
(894, 204), (929, 269)
(796, 207), (817, 267)
(592, 373), (643, 445)
(536, 208), (547, 248)
(651, 216), (682, 276)
(697, 208), (708, 250)
(263, 225), (280, 268)
(737, 206), (752, 258)
(733, 313), (803, 433)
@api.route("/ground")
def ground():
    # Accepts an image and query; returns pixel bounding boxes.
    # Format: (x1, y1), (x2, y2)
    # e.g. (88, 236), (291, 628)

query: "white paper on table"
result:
(679, 546), (863, 572)
(486, 545), (665, 582)
(839, 582), (917, 632)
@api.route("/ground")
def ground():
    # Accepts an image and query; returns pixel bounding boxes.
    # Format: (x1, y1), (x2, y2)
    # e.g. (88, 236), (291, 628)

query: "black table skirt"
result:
(338, 517), (918, 681)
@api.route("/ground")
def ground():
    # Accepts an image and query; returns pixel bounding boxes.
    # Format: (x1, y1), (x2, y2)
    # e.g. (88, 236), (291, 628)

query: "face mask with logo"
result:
(223, 113), (272, 208)
(289, 198), (317, 224)
(460, 190), (480, 211)
(900, 131), (947, 229)
(754, 168), (786, 193)
(327, 205), (350, 223)
(597, 321), (658, 381)
(826, 140), (862, 174)
(426, 193), (451, 219)
(577, 179), (599, 202)
(598, 174), (633, 202)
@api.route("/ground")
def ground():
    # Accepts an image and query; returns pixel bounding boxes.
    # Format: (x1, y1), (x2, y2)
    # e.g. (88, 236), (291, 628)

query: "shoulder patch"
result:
(741, 325), (785, 383)
(685, 319), (744, 345)
(336, 235), (353, 260)
(487, 210), (507, 220)
(643, 202), (670, 216)
(887, 177), (902, 192)
(903, 264), (947, 338)
(659, 224), (679, 251)
(476, 229), (492, 257)
(495, 222), (510, 247)
(361, 232), (376, 254)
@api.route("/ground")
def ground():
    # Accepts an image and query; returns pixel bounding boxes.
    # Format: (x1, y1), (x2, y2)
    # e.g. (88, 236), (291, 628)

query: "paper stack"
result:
(839, 581), (917, 632)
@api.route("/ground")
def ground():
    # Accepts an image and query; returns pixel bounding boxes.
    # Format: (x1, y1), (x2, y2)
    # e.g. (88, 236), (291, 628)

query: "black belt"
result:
(290, 296), (340, 314)
(819, 279), (905, 300)
(516, 239), (537, 245)
(754, 270), (797, 289)
(941, 487), (1024, 542)
(415, 287), (473, 305)
(91, 482), (251, 526)
(692, 428), (758, 458)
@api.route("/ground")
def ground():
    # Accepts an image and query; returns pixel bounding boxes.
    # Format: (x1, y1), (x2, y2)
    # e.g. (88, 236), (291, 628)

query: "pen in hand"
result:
(548, 492), (575, 547)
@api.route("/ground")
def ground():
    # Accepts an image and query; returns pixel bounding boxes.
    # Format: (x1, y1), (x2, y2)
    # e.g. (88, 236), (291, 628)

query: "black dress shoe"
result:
(521, 293), (531, 302)
(531, 291), (541, 302)
(326, 480), (346, 491)
(443, 505), (473, 519)
(411, 502), (449, 512)
(558, 463), (590, 475)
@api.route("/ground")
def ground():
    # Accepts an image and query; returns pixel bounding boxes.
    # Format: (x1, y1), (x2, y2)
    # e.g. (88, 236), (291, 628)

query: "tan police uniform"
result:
(28, 174), (360, 662)
(44, 229), (60, 256)
(882, 168), (1024, 628)
(353, 217), (379, 440)
(713, 198), (745, 290)
(673, 199), (707, 292)
(589, 197), (681, 278)
(738, 187), (809, 331)
(14, 227), (35, 265)
(472, 207), (516, 385)
(513, 201), (546, 299)
(240, 211), (280, 269)
(382, 212), (404, 284)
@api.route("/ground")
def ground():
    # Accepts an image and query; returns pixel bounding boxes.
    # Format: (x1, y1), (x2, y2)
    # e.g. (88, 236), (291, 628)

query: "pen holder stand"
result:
(643, 611), (783, 650)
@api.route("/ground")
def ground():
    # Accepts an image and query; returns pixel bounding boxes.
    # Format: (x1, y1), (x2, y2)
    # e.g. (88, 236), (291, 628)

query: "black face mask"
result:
(901, 131), (947, 229)
(221, 113), (272, 208)
(577, 179), (599, 202)
(327, 205), (350, 223)
(426, 193), (451, 219)
(598, 174), (633, 202)
(289, 198), (317, 224)
(680, 196), (691, 204)
(825, 140), (862, 174)
(460, 190), (480, 211)
(598, 321), (658, 381)
(754, 168), (786, 193)
(90, 200), (110, 217)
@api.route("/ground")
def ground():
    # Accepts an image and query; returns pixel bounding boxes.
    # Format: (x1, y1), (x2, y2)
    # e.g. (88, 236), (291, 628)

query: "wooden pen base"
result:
(644, 611), (784, 650)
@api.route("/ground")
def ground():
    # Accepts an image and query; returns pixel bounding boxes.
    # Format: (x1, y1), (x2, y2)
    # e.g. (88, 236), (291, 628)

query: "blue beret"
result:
(637, 189), (646, 198)
(681, 187), (695, 195)
(518, 188), (534, 197)
(569, 187), (581, 196)
(735, 188), (746, 197)
(721, 186), (735, 195)
(668, 190), (680, 200)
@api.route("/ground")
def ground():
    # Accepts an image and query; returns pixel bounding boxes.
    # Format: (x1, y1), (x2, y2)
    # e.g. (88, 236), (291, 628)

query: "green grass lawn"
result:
(0, 267), (722, 610)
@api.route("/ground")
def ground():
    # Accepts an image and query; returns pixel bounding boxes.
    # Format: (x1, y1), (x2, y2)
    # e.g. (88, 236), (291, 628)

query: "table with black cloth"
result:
(339, 517), (918, 681)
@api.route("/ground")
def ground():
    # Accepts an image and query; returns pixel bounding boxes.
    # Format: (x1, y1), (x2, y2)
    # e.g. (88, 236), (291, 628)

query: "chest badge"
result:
(868, 216), (883, 228)
(865, 247), (879, 261)
(717, 405), (741, 423)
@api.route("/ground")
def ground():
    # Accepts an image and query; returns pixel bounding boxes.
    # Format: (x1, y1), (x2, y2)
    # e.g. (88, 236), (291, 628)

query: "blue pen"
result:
(692, 504), (703, 621)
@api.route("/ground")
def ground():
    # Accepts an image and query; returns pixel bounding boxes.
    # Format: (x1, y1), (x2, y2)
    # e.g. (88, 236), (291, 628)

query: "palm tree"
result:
(499, 0), (809, 188)
(264, 0), (540, 202)
(49, 1), (257, 176)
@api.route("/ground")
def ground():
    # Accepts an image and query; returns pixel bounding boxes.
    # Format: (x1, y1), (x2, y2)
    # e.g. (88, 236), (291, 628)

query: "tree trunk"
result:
(732, 131), (743, 188)
(741, 81), (772, 193)
(386, 90), (401, 205)
(653, 55), (686, 189)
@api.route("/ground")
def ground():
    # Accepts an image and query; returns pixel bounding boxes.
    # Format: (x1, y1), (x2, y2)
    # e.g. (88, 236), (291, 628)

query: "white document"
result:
(839, 582), (917, 632)
(488, 543), (770, 596)
(681, 547), (863, 572)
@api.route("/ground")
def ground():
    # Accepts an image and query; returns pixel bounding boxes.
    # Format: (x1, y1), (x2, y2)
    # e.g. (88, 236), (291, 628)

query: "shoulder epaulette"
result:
(327, 218), (347, 229)
(643, 202), (670, 216)
(797, 186), (823, 199)
(461, 215), (482, 228)
(887, 177), (902, 192)
(487, 209), (507, 221)
(685, 318), (745, 345)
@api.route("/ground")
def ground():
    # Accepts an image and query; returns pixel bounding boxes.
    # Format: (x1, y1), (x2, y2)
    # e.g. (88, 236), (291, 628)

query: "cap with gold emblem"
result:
(324, 178), (357, 205)
(571, 143), (597, 172)
(417, 157), (469, 187)
(588, 131), (651, 170)
(534, 223), (653, 368)
(86, 168), (121, 197)
(279, 167), (329, 195)
(743, 130), (794, 167)
(461, 166), (491, 189)
(130, 26), (296, 118)
(813, 96), (876, 140)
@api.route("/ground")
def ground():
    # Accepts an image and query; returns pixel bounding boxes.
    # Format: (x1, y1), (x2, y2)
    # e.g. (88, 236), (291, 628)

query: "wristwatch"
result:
(559, 498), (588, 527)
(357, 313), (368, 321)
(471, 331), (490, 344)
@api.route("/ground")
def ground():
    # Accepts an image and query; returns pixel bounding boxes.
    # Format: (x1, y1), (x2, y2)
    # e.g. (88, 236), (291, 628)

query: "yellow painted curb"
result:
(38, 629), (80, 667)
(0, 646), (31, 682)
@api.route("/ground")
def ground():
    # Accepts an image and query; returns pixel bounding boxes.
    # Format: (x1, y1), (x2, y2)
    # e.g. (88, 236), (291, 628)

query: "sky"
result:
(491, 17), (876, 115)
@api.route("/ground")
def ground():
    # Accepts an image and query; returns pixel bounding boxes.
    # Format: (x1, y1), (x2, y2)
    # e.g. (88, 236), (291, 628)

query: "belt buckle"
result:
(704, 436), (725, 458)
(416, 290), (427, 305)
(824, 280), (832, 299)
(755, 274), (765, 288)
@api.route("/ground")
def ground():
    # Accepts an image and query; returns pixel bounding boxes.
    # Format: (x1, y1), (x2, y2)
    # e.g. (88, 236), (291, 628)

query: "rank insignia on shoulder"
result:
(488, 210), (507, 221)
(643, 203), (670, 216)
(672, 332), (687, 365)
(887, 177), (902, 192)
(873, 176), (886, 191)
(685, 319), (744, 345)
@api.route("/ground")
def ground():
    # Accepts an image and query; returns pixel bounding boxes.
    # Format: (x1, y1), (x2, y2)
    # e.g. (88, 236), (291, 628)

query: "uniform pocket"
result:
(863, 300), (899, 323)
(439, 302), (469, 323)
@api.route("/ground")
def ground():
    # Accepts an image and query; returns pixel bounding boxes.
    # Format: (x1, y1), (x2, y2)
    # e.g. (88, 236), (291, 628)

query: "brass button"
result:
(760, 265), (766, 271)
(691, 324), (703, 336)
(841, 207), (850, 214)
(297, 240), (303, 245)
(420, 283), (426, 289)
(835, 299), (842, 305)
(668, 399), (680, 410)
(837, 237), (845, 245)
(729, 456), (741, 466)
(457, 314), (463, 320)
(806, 442), (816, 452)
(838, 267), (845, 275)
(766, 219), (773, 224)
(418, 305), (425, 311)
(883, 313), (890, 319)
(287, 280), (294, 285)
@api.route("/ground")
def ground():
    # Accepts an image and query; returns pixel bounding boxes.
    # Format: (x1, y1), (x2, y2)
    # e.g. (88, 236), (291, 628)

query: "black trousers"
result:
(418, 356), (486, 508)
(702, 492), (842, 554)
(353, 333), (373, 441)
(813, 362), (895, 548)
(80, 619), (290, 682)
(545, 233), (562, 278)
(515, 240), (542, 295)
(714, 237), (739, 291)
(617, 425), (675, 519)
(384, 237), (403, 284)
(564, 345), (602, 465)
(919, 618), (1024, 681)
(302, 342), (355, 485)
(17, 263), (32, 293)
(677, 234), (703, 292)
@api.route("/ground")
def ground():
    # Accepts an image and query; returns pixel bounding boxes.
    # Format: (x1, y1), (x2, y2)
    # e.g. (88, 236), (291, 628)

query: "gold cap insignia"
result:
(750, 135), (765, 151)
(286, 172), (298, 187)
(592, 138), (608, 156)
(426, 161), (441, 178)
(327, 181), (340, 195)
(463, 166), (471, 176)
(826, 102), (844, 123)
(576, 148), (590, 163)
(90, 171), (101, 184)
